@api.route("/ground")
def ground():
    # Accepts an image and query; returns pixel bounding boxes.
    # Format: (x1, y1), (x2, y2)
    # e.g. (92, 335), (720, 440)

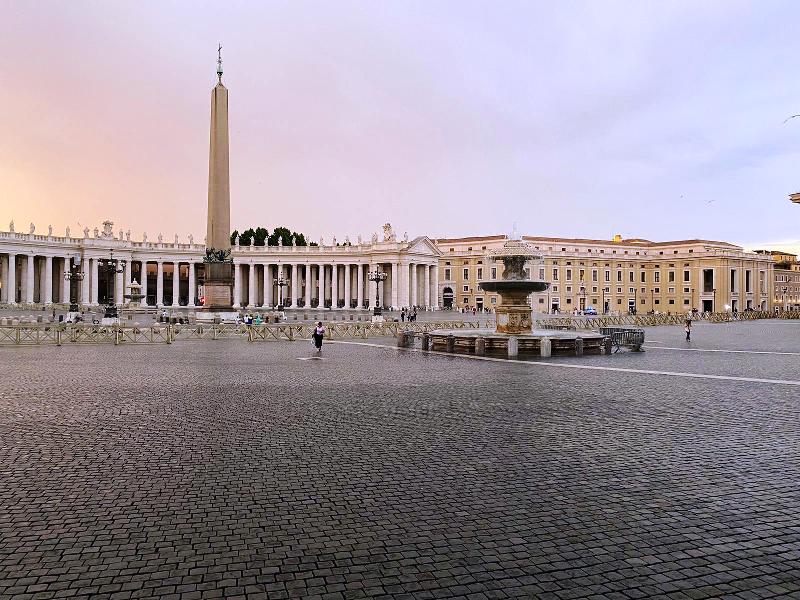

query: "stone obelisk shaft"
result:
(206, 83), (231, 252)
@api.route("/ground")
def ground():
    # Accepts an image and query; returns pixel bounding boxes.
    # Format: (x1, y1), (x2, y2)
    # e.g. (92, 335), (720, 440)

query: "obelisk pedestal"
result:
(203, 49), (234, 310)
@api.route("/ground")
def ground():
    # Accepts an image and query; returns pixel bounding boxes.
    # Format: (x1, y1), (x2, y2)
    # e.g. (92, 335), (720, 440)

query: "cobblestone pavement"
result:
(1, 326), (800, 600)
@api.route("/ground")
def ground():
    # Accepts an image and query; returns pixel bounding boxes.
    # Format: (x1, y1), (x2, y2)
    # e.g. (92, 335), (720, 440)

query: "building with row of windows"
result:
(435, 234), (775, 314)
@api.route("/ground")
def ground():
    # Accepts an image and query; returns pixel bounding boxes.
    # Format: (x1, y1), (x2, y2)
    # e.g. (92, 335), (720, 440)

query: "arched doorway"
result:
(443, 286), (454, 309)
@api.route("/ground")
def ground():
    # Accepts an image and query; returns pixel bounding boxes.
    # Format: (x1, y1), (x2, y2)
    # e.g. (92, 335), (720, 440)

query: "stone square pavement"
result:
(1, 320), (800, 599)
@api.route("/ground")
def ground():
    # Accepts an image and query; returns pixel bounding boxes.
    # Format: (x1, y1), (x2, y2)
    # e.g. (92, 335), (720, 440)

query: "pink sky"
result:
(2, 1), (800, 248)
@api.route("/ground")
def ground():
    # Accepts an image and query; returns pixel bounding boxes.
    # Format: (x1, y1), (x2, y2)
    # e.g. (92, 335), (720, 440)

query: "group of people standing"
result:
(400, 308), (417, 322)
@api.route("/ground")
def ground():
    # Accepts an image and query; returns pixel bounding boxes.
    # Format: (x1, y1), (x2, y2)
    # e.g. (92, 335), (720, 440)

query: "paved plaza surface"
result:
(1, 322), (800, 599)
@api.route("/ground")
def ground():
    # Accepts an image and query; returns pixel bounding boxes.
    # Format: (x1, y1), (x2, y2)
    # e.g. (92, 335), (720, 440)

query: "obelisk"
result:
(203, 44), (234, 309)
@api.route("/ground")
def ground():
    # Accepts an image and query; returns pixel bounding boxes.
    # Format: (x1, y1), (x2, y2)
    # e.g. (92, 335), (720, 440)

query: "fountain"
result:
(124, 279), (146, 308)
(427, 235), (607, 357)
(480, 238), (549, 334)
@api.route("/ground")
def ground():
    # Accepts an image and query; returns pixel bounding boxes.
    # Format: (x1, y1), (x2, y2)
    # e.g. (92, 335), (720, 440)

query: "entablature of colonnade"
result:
(0, 221), (442, 264)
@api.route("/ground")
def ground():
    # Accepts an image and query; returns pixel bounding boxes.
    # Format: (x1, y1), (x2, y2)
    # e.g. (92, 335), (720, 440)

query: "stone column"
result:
(90, 258), (99, 306)
(291, 263), (299, 307)
(116, 262), (125, 306)
(411, 263), (418, 307)
(44, 256), (53, 305)
(304, 264), (312, 308)
(263, 264), (272, 307)
(172, 262), (180, 306)
(343, 264), (351, 309)
(61, 257), (70, 305)
(140, 261), (149, 306)
(232, 261), (241, 308)
(188, 262), (196, 307)
(331, 264), (339, 309)
(247, 262), (256, 307)
(81, 259), (90, 306)
(25, 254), (35, 303)
(313, 263), (322, 307)
(357, 263), (364, 309)
(6, 253), (16, 304)
(391, 262), (399, 310)
(399, 262), (409, 309)
(422, 265), (431, 308)
(124, 258), (132, 305)
(432, 264), (439, 309)
(368, 264), (376, 308)
(156, 261), (164, 307)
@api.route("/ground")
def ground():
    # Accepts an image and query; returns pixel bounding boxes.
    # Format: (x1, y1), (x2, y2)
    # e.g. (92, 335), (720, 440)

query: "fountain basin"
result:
(479, 281), (549, 294)
(429, 328), (606, 356)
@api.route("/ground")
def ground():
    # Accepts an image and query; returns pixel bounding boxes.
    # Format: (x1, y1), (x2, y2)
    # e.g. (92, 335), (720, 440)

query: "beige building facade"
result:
(435, 234), (775, 314)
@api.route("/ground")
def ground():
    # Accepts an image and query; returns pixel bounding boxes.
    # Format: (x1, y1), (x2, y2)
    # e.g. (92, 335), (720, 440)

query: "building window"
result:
(640, 272), (646, 283)
(605, 270), (610, 282)
(669, 299), (675, 305)
(566, 269), (572, 281)
(463, 285), (469, 292)
(684, 287), (690, 293)
(684, 270), (690, 282)
(463, 297), (469, 304)
(684, 299), (690, 305)
(745, 270), (752, 293)
(669, 271), (675, 283)
(491, 297), (496, 304)
(477, 268), (483, 280)
(463, 268), (469, 280)
(592, 270), (598, 282)
(617, 270), (622, 282)
(654, 272), (660, 283)
(444, 268), (451, 280)
(629, 272), (634, 283)
(552, 268), (559, 281)
(491, 267), (497, 279)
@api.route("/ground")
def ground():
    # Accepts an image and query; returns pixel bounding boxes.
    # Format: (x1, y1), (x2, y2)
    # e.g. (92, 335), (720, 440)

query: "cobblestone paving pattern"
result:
(1, 335), (799, 599)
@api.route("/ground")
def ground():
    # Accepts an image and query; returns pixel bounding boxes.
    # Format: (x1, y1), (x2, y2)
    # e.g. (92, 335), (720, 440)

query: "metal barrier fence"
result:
(540, 311), (777, 330)
(0, 320), (485, 346)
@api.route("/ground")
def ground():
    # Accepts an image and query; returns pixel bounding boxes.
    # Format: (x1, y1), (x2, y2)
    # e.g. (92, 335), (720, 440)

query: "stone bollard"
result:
(421, 332), (430, 351)
(575, 337), (584, 357)
(475, 336), (485, 356)
(446, 334), (455, 353)
(540, 336), (552, 358)
(396, 331), (407, 348)
(507, 336), (518, 359)
(603, 336), (612, 355)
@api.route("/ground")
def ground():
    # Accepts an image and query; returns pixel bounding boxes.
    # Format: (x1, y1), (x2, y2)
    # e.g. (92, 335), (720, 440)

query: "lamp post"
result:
(602, 287), (606, 315)
(274, 276), (288, 311)
(579, 280), (586, 314)
(633, 287), (637, 315)
(98, 250), (126, 320)
(63, 255), (85, 313)
(712, 287), (717, 313)
(782, 285), (788, 312)
(368, 268), (388, 316)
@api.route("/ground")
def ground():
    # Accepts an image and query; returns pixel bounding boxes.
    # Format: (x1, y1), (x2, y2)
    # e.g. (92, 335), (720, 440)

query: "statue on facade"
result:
(157, 233), (163, 244)
(174, 234), (179, 245)
(65, 226), (70, 238)
(357, 234), (362, 245)
(83, 227), (90, 238)
(403, 231), (408, 242)
(188, 234), (193, 245)
(48, 225), (53, 237)
(29, 222), (35, 234)
(332, 236), (337, 246)
(291, 236), (296, 246)
(319, 236), (324, 246)
(250, 236), (255, 246)
(93, 227), (99, 238)
(371, 232), (378, 244)
(126, 230), (131, 241)
(143, 232), (148, 243)
(119, 230), (124, 240)
(345, 235), (350, 245)
(382, 223), (396, 242)
(233, 233), (239, 247)
(277, 236), (283, 247)
(102, 221), (114, 238)
(8, 220), (14, 232)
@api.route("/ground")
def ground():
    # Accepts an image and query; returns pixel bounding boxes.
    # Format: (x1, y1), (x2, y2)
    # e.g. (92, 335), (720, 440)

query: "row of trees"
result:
(230, 227), (315, 247)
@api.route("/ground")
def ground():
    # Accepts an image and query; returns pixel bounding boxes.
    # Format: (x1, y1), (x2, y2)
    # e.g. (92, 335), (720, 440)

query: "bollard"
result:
(603, 336), (612, 355)
(396, 331), (406, 348)
(446, 334), (455, 353)
(475, 336), (485, 356)
(574, 337), (584, 356)
(540, 336), (552, 358)
(507, 336), (518, 359)
(421, 332), (430, 351)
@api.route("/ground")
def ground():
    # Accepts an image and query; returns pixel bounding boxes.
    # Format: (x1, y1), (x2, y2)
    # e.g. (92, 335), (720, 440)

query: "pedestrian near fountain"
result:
(685, 319), (692, 342)
(312, 321), (325, 354)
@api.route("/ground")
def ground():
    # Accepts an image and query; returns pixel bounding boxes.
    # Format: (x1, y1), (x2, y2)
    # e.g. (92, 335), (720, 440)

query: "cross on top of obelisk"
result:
(217, 43), (223, 83)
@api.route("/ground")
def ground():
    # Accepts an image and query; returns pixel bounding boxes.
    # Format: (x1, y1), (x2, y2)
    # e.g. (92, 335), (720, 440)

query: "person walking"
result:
(685, 318), (692, 342)
(312, 321), (325, 355)
(401, 308), (406, 322)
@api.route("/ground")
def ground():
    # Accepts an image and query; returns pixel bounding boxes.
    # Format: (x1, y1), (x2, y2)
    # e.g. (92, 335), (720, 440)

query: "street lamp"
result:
(712, 288), (717, 313)
(782, 285), (788, 312)
(368, 268), (388, 316)
(579, 280), (586, 313)
(601, 287), (606, 315)
(98, 250), (126, 320)
(63, 255), (85, 314)
(274, 276), (288, 311)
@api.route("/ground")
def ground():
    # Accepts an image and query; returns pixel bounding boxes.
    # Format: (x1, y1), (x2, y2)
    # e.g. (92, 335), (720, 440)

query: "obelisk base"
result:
(204, 262), (233, 310)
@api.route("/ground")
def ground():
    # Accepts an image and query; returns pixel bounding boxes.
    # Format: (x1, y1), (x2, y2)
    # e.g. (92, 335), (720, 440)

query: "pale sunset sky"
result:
(2, 1), (800, 251)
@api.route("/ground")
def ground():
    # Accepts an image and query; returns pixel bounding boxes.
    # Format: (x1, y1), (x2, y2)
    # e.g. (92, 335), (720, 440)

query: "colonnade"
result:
(0, 253), (440, 310)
